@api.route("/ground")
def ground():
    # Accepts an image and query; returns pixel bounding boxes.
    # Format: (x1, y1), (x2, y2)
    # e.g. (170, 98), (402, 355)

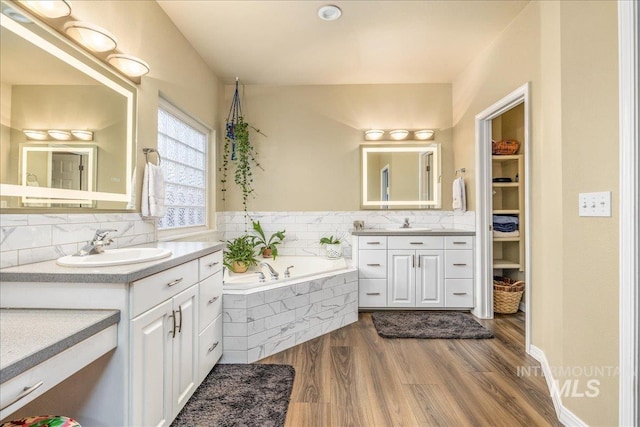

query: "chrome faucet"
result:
(284, 265), (294, 278)
(75, 229), (117, 256)
(401, 218), (411, 228)
(259, 262), (279, 280)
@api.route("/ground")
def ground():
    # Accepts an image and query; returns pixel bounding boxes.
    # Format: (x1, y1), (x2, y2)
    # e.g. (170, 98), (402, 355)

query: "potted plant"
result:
(223, 235), (258, 273)
(320, 235), (342, 259)
(250, 220), (285, 259)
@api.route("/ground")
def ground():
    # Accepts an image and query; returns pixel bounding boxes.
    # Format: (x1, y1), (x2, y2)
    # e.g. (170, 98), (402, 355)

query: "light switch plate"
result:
(579, 191), (612, 217)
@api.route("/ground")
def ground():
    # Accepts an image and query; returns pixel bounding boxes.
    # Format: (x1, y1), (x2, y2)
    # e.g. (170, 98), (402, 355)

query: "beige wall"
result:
(452, 1), (619, 424)
(217, 84), (453, 211)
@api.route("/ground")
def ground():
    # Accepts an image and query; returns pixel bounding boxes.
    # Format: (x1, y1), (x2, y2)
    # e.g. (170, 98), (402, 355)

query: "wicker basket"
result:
(492, 139), (520, 155)
(493, 276), (525, 314)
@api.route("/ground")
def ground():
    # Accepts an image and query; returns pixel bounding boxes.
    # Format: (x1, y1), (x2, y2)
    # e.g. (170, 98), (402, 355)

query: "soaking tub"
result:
(221, 256), (358, 363)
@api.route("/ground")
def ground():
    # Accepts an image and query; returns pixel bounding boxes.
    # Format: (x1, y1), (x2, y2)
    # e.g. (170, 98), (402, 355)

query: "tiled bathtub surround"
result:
(221, 268), (358, 364)
(217, 210), (475, 258)
(0, 213), (156, 268)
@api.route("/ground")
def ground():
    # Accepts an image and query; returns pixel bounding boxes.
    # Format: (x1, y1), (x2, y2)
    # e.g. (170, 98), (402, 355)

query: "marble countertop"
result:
(0, 241), (225, 283)
(351, 228), (475, 236)
(0, 308), (120, 384)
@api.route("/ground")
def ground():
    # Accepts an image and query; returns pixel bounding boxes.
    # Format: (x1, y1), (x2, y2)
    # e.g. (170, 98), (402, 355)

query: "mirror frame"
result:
(0, 7), (137, 210)
(361, 144), (441, 209)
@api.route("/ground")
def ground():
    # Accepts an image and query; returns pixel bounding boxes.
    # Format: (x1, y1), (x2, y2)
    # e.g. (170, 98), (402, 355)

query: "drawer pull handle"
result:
(452, 241), (467, 245)
(453, 263), (468, 266)
(167, 278), (183, 287)
(366, 263), (381, 267)
(453, 292), (468, 296)
(208, 296), (219, 304)
(0, 381), (44, 411)
(366, 241), (381, 245)
(410, 242), (424, 245)
(208, 341), (219, 353)
(366, 292), (381, 296)
(207, 261), (220, 268)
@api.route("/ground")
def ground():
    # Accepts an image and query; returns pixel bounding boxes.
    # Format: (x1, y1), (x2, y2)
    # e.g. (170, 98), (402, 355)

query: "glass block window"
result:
(157, 99), (209, 231)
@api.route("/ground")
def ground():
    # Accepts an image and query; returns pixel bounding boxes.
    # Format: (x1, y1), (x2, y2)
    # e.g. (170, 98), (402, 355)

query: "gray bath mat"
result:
(171, 364), (295, 427)
(371, 311), (494, 339)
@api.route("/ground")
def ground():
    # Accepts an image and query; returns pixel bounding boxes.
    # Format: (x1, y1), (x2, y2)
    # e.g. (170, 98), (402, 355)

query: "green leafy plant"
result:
(320, 235), (341, 245)
(250, 220), (286, 260)
(223, 235), (258, 273)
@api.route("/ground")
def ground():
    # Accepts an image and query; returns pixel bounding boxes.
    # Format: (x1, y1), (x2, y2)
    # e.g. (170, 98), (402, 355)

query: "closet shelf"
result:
(493, 209), (520, 215)
(492, 182), (519, 188)
(493, 237), (521, 242)
(493, 259), (521, 269)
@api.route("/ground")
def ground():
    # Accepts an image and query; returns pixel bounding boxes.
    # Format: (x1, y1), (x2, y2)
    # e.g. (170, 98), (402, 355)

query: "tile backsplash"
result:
(0, 213), (155, 268)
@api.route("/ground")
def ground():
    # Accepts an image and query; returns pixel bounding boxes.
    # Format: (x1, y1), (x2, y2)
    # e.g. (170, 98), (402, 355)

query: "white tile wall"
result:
(0, 213), (156, 268)
(220, 269), (359, 364)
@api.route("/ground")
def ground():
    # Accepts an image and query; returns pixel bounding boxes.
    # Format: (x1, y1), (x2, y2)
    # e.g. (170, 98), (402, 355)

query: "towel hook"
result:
(143, 148), (161, 165)
(455, 168), (466, 176)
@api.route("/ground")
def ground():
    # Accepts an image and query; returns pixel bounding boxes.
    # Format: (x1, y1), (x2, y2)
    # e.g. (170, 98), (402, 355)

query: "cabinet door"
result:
(387, 250), (415, 307)
(131, 299), (173, 427)
(172, 285), (199, 417)
(416, 250), (444, 307)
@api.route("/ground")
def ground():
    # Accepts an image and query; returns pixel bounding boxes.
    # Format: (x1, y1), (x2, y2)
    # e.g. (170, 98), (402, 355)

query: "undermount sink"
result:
(57, 248), (172, 267)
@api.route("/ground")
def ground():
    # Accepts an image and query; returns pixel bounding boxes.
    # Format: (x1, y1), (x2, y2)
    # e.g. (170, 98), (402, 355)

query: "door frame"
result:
(618, 0), (639, 424)
(473, 83), (531, 352)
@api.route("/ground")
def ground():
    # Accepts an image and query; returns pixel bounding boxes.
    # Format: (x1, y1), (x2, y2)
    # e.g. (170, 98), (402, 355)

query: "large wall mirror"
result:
(361, 144), (441, 209)
(0, 2), (137, 211)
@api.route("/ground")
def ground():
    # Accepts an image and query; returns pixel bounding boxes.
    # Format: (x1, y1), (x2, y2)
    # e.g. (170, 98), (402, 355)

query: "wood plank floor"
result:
(259, 312), (561, 427)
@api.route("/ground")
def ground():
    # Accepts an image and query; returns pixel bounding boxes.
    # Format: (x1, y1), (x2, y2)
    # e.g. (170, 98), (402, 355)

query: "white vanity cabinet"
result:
(355, 233), (474, 309)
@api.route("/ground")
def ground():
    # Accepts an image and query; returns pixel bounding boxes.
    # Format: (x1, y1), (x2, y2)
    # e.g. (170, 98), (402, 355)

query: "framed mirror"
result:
(361, 144), (441, 209)
(0, 2), (137, 211)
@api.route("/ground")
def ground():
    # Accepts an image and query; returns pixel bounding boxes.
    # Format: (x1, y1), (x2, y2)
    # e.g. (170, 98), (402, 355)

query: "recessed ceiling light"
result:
(2, 6), (32, 23)
(318, 5), (342, 21)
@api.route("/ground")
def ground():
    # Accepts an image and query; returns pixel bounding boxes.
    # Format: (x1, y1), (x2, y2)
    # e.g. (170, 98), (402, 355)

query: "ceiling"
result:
(157, 0), (529, 86)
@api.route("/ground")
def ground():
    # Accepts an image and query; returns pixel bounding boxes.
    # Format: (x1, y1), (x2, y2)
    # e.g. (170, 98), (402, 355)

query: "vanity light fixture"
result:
(318, 5), (342, 21)
(71, 130), (94, 141)
(364, 129), (385, 140)
(47, 129), (72, 140)
(107, 54), (150, 78)
(18, 0), (71, 19)
(389, 129), (409, 140)
(22, 130), (48, 140)
(414, 129), (435, 140)
(64, 21), (118, 53)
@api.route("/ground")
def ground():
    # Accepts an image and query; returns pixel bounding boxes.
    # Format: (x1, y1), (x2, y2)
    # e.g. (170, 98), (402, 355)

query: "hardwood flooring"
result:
(259, 312), (561, 427)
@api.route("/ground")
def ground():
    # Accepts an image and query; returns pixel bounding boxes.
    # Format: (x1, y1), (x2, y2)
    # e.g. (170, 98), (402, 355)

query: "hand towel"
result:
(141, 162), (165, 218)
(452, 176), (466, 212)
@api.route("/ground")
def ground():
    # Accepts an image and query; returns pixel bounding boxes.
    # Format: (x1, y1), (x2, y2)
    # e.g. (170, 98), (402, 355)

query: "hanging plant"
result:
(221, 79), (265, 226)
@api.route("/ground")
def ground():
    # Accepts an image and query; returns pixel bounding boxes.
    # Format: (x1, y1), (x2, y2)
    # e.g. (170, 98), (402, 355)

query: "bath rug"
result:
(171, 364), (295, 427)
(371, 311), (494, 339)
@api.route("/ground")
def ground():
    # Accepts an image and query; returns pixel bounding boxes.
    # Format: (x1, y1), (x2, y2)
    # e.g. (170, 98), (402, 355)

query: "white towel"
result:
(452, 176), (466, 212)
(141, 162), (165, 218)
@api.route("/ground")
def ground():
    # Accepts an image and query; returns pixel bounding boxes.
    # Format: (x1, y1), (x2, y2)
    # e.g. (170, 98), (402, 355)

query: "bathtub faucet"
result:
(259, 262), (279, 280)
(284, 266), (294, 278)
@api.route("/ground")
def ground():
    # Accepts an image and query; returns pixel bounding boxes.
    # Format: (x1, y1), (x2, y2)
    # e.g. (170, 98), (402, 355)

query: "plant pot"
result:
(261, 248), (273, 258)
(325, 244), (342, 259)
(230, 261), (249, 273)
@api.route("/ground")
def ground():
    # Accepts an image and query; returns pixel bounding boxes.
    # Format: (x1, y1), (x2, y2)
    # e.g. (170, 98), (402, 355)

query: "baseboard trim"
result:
(529, 345), (588, 427)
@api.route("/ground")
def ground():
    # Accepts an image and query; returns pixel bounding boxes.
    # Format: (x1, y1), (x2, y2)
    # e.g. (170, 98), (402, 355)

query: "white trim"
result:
(529, 345), (588, 427)
(472, 83), (531, 353)
(618, 1), (639, 425)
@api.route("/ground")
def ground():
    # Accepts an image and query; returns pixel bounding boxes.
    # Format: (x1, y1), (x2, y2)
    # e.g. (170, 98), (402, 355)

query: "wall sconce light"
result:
(364, 129), (385, 140)
(71, 130), (94, 141)
(389, 129), (409, 140)
(63, 21), (118, 53)
(18, 0), (71, 19)
(47, 130), (72, 140)
(107, 54), (150, 78)
(23, 129), (94, 141)
(414, 129), (435, 140)
(22, 130), (48, 140)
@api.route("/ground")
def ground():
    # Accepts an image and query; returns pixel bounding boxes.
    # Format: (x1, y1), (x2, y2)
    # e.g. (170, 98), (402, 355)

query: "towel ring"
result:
(143, 148), (161, 165)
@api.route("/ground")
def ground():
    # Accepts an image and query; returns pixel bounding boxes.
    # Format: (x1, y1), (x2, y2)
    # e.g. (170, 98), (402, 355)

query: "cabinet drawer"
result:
(358, 279), (387, 307)
(445, 236), (474, 250)
(445, 279), (474, 307)
(358, 250), (387, 278)
(199, 250), (223, 281)
(445, 250), (473, 278)
(131, 260), (198, 318)
(199, 271), (223, 331)
(199, 315), (222, 382)
(358, 236), (387, 249)
(388, 236), (443, 250)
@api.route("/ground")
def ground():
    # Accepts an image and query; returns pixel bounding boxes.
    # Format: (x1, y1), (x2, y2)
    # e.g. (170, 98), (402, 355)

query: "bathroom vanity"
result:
(0, 241), (224, 427)
(352, 229), (475, 309)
